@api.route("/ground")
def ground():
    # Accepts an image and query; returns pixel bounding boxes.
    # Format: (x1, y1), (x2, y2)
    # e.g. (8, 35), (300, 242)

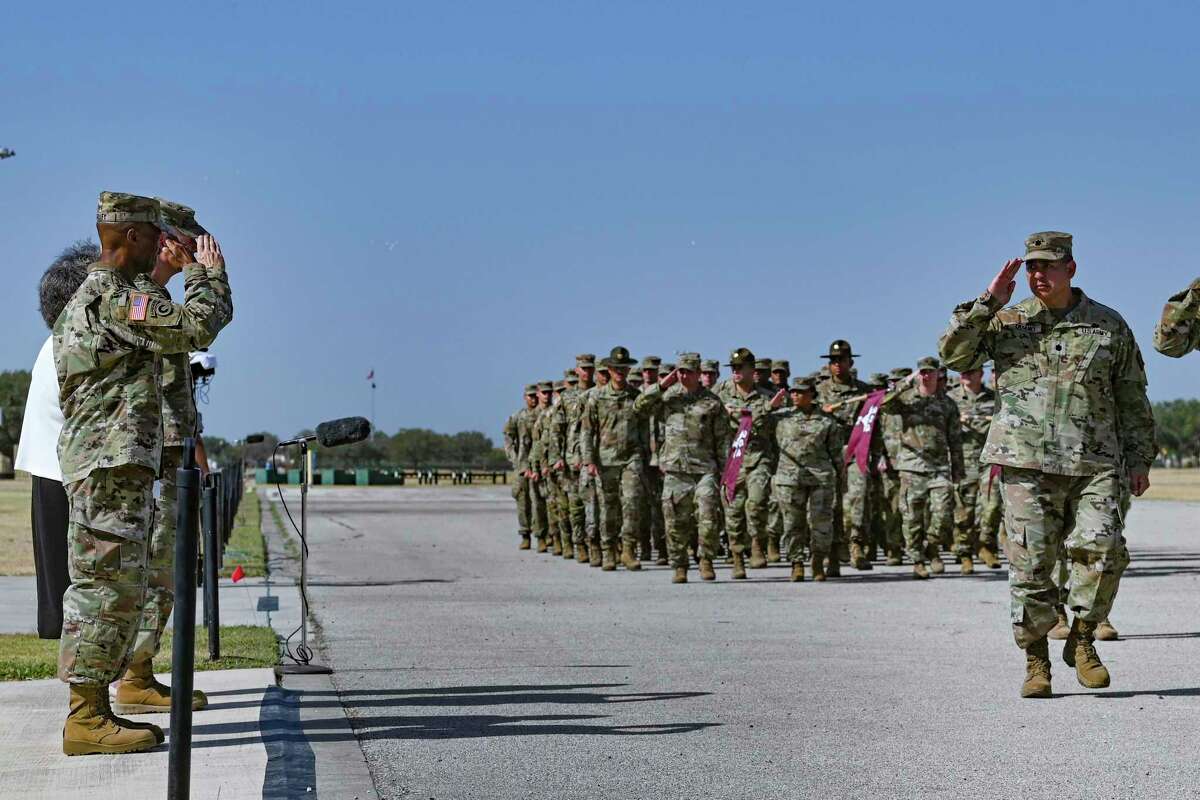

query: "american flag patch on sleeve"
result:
(129, 292), (150, 322)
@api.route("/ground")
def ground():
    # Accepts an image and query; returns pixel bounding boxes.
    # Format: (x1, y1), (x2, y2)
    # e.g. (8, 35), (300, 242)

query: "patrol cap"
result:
(916, 356), (941, 372)
(754, 358), (773, 371)
(575, 353), (596, 368)
(640, 355), (662, 370)
(1025, 231), (1073, 262)
(726, 347), (756, 367)
(629, 373), (644, 386)
(538, 380), (554, 392)
(553, 380), (566, 391)
(821, 339), (859, 360)
(701, 359), (720, 374)
(97, 191), (161, 225)
(565, 373), (579, 385)
(771, 359), (791, 374)
(676, 352), (701, 371)
(607, 346), (637, 368)
(790, 376), (817, 393)
(661, 362), (676, 372)
(596, 358), (611, 373)
(888, 367), (913, 381)
(524, 384), (538, 396)
(869, 372), (889, 386)
(156, 198), (207, 239)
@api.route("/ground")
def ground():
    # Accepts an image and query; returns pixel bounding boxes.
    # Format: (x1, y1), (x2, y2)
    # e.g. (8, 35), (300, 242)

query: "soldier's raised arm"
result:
(634, 376), (668, 415)
(102, 236), (232, 354)
(938, 259), (1022, 371)
(1152, 277), (1200, 358)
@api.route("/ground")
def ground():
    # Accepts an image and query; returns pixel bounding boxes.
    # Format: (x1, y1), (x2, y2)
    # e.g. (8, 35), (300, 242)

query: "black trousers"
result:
(30, 475), (71, 639)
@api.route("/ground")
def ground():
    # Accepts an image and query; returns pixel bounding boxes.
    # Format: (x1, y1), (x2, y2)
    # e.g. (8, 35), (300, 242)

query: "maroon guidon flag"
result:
(844, 390), (887, 474)
(722, 410), (754, 503)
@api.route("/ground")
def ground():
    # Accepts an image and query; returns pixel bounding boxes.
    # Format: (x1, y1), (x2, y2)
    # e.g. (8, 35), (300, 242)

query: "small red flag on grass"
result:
(231, 565), (245, 582)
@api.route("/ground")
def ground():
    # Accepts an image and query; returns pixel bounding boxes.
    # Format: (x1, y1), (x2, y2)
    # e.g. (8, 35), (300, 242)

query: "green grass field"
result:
(0, 625), (278, 681)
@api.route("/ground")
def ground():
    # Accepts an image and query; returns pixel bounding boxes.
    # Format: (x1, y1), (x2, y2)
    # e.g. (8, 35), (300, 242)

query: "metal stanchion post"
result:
(278, 439), (331, 675)
(203, 476), (220, 661)
(168, 439), (200, 800)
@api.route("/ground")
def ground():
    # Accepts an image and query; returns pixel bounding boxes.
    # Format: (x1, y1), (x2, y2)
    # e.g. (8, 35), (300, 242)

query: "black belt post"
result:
(169, 439), (201, 800)
(202, 473), (220, 661)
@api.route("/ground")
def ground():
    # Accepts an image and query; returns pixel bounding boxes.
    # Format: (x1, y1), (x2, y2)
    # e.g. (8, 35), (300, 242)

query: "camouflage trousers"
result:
(598, 462), (644, 549)
(830, 464), (847, 554)
(546, 469), (570, 543)
(879, 470), (903, 554)
(512, 472), (533, 535)
(530, 475), (549, 539)
(899, 471), (954, 564)
(560, 468), (584, 545)
(59, 465), (155, 686)
(772, 479), (835, 561)
(723, 462), (771, 555)
(1003, 467), (1129, 650)
(766, 491), (782, 552)
(843, 461), (876, 548)
(953, 469), (1002, 557)
(127, 447), (183, 666)
(661, 471), (721, 568)
(641, 468), (666, 556)
(577, 468), (601, 552)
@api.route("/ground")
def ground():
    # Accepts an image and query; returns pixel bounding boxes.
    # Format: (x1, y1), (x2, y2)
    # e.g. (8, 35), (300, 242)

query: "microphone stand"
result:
(278, 438), (332, 675)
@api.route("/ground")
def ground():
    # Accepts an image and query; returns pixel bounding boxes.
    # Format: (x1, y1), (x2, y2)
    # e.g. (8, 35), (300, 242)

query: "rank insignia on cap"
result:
(129, 292), (150, 322)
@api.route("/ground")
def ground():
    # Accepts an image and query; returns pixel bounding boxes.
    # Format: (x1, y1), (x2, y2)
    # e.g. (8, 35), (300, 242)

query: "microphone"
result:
(278, 416), (372, 448)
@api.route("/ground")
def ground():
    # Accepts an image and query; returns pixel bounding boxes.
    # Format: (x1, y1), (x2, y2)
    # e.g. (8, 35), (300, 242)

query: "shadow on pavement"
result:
(1056, 686), (1200, 699)
(1118, 631), (1200, 640)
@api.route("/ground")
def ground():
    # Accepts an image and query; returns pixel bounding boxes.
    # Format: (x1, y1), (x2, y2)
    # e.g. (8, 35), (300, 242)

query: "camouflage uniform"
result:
(530, 384), (565, 548)
(558, 368), (588, 552)
(714, 373), (777, 557)
(639, 357), (667, 561)
(771, 387), (839, 562)
(503, 389), (538, 540)
(634, 359), (727, 567)
(1153, 277), (1200, 357)
(581, 374), (646, 553)
(815, 355), (871, 559)
(877, 369), (911, 560)
(566, 356), (602, 562)
(938, 233), (1155, 649)
(56, 194), (232, 685)
(522, 403), (548, 544)
(947, 381), (999, 558)
(880, 363), (964, 566)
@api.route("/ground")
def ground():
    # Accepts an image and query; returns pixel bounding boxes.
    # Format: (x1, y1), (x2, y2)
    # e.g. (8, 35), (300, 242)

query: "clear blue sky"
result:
(4, 2), (1199, 444)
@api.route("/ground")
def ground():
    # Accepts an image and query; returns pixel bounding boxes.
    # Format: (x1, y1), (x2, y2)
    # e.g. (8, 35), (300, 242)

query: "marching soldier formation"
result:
(504, 229), (1200, 700)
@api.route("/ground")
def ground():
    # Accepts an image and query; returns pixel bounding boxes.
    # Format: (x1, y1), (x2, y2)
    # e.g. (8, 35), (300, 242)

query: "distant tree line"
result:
(1152, 399), (1200, 466)
(208, 428), (509, 471)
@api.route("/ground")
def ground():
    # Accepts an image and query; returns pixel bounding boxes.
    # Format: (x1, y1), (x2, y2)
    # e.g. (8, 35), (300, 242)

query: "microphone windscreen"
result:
(316, 416), (372, 448)
(245, 434), (265, 444)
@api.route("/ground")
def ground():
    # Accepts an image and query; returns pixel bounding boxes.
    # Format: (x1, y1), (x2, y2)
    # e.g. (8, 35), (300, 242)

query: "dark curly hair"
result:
(38, 239), (98, 328)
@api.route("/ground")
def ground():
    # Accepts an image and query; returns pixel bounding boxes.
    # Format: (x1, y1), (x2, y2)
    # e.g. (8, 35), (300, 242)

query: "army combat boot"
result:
(519, 532), (531, 550)
(928, 551), (945, 574)
(960, 555), (974, 575)
(850, 543), (872, 571)
(536, 536), (549, 553)
(672, 566), (688, 584)
(1020, 638), (1053, 698)
(1096, 618), (1120, 641)
(114, 656), (208, 714)
(731, 550), (748, 579)
(601, 545), (617, 571)
(749, 539), (768, 569)
(63, 684), (158, 756)
(699, 558), (716, 581)
(1047, 606), (1070, 640)
(825, 555), (841, 578)
(551, 533), (563, 556)
(575, 542), (589, 564)
(589, 541), (602, 567)
(885, 548), (902, 567)
(100, 690), (164, 744)
(561, 539), (575, 560)
(810, 553), (826, 582)
(912, 562), (929, 580)
(790, 562), (805, 582)
(1063, 618), (1110, 688)
(767, 538), (782, 563)
(978, 545), (1001, 569)
(620, 542), (643, 571)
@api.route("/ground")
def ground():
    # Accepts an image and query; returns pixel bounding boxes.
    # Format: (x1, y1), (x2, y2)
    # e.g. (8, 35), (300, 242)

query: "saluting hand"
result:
(770, 389), (787, 409)
(659, 368), (680, 390)
(196, 235), (225, 270)
(987, 258), (1022, 306)
(161, 238), (193, 269)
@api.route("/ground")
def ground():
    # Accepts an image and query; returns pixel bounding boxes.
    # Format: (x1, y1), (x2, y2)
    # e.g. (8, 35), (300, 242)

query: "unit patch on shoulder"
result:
(129, 292), (150, 322)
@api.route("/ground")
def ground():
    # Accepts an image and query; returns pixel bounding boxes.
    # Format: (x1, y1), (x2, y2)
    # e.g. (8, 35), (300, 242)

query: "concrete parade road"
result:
(273, 485), (1200, 800)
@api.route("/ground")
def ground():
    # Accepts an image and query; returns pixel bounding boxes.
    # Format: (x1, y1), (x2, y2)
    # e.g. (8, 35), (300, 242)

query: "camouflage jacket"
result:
(580, 383), (645, 467)
(816, 377), (871, 447)
(540, 400), (569, 470)
(560, 385), (589, 468)
(634, 383), (727, 474)
(771, 406), (840, 486)
(502, 411), (519, 465)
(1152, 277), (1200, 358)
(946, 384), (995, 481)
(134, 276), (197, 448)
(939, 289), (1155, 476)
(515, 407), (539, 471)
(54, 262), (232, 484)
(713, 381), (777, 473)
(880, 387), (964, 477)
(529, 403), (560, 471)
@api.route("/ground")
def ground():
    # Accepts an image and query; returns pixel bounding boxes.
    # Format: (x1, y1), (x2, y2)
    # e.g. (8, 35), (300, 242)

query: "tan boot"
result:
(620, 542), (642, 571)
(1047, 606), (1071, 640)
(731, 550), (748, 579)
(913, 562), (930, 580)
(63, 685), (158, 756)
(589, 542), (602, 567)
(929, 554), (945, 574)
(767, 538), (782, 563)
(100, 689), (164, 744)
(886, 549), (902, 567)
(551, 533), (563, 556)
(1020, 638), (1053, 698)
(837, 541), (851, 564)
(850, 542), (872, 571)
(960, 555), (974, 575)
(575, 542), (589, 563)
(790, 562), (804, 582)
(978, 545), (1001, 568)
(749, 539), (768, 569)
(114, 657), (207, 714)
(825, 555), (841, 578)
(699, 558), (716, 581)
(536, 536), (549, 553)
(810, 553), (826, 582)
(1096, 618), (1119, 641)
(1064, 619), (1111, 688)
(519, 532), (531, 550)
(601, 546), (617, 571)
(672, 566), (687, 584)
(562, 539), (575, 560)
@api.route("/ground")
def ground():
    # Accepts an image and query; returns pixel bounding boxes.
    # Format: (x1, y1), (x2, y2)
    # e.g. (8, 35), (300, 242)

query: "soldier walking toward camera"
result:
(816, 340), (871, 575)
(640, 356), (669, 564)
(939, 231), (1154, 698)
(771, 377), (840, 582)
(564, 354), (597, 563)
(947, 367), (1001, 572)
(635, 354), (727, 583)
(877, 368), (911, 565)
(55, 192), (232, 755)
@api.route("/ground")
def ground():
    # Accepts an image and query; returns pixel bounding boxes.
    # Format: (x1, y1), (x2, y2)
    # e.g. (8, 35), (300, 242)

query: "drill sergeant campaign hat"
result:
(701, 359), (720, 374)
(676, 352), (702, 371)
(726, 347), (756, 367)
(575, 353), (597, 368)
(97, 191), (161, 225)
(821, 339), (859, 360)
(791, 376), (818, 393)
(607, 346), (638, 368)
(771, 359), (791, 374)
(640, 355), (662, 371)
(916, 356), (941, 372)
(156, 197), (208, 239)
(1024, 231), (1073, 262)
